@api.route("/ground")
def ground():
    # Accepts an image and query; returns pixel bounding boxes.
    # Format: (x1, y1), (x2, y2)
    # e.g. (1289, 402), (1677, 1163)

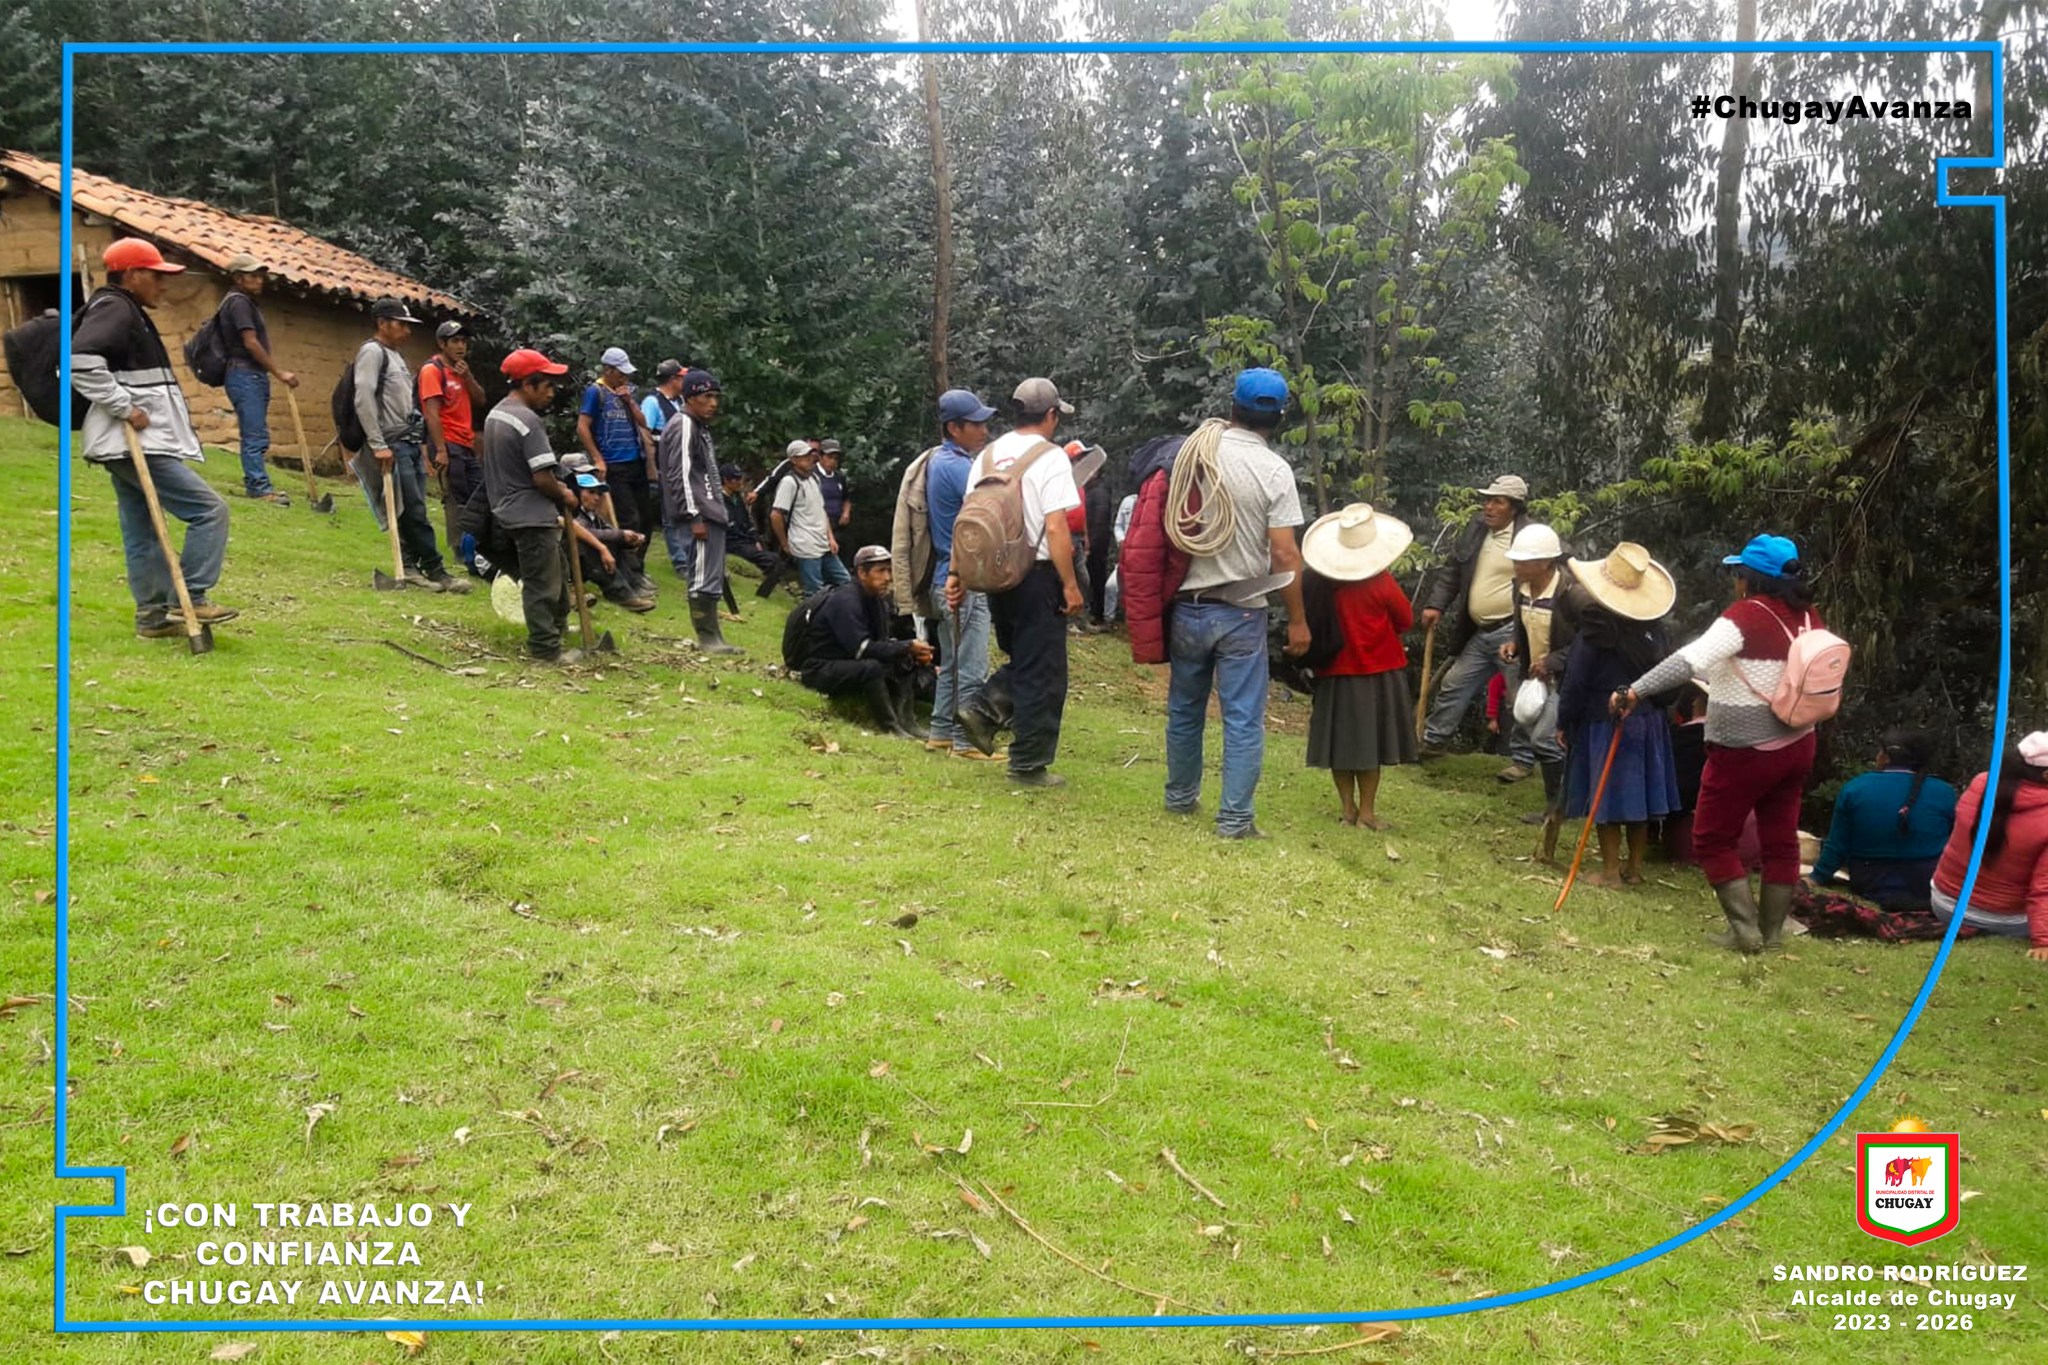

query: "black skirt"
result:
(1307, 670), (1418, 770)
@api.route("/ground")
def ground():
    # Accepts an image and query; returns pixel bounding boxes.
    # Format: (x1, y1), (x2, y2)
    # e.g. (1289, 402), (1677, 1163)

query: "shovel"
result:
(372, 463), (408, 590)
(562, 517), (617, 654)
(283, 388), (332, 513)
(122, 425), (212, 654)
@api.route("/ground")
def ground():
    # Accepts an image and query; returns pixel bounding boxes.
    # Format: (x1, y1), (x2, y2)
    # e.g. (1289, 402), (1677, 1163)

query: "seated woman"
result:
(1809, 728), (1958, 911)
(1929, 732), (2048, 959)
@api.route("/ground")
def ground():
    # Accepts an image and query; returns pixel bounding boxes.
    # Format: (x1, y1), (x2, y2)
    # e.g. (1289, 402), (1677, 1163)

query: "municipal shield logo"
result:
(1856, 1132), (1960, 1246)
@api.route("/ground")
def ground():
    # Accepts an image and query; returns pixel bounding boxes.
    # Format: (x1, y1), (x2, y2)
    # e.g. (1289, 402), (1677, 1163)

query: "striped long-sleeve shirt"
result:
(1629, 596), (1822, 749)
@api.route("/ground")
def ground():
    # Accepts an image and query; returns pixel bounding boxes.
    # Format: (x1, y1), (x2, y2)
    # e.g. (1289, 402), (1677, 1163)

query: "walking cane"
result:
(372, 464), (408, 591)
(121, 426), (213, 654)
(1553, 721), (1626, 912)
(283, 388), (332, 513)
(1413, 622), (1437, 744)
(562, 516), (617, 655)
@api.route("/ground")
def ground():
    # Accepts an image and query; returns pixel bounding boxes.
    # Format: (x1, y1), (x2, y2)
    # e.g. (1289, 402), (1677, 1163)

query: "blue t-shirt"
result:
(641, 392), (678, 433)
(581, 384), (643, 464)
(1812, 768), (1960, 886)
(925, 439), (975, 585)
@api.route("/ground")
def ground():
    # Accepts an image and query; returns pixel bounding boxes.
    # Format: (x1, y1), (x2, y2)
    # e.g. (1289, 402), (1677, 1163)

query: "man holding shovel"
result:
(73, 238), (239, 639)
(353, 297), (468, 593)
(479, 348), (582, 664)
(218, 252), (295, 506)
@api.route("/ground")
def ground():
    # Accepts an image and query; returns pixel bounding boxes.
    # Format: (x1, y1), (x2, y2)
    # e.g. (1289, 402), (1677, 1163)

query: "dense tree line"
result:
(4, 0), (2041, 780)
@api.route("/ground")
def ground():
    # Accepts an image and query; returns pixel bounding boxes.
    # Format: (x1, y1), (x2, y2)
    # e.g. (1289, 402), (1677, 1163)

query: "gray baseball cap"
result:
(1011, 377), (1074, 415)
(1480, 474), (1530, 502)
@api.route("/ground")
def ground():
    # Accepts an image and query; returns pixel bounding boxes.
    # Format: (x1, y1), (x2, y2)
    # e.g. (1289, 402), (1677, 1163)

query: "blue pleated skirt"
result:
(1564, 712), (1682, 824)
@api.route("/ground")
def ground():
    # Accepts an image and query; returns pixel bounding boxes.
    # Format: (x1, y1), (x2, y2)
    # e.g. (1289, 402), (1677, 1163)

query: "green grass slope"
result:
(0, 416), (2041, 1362)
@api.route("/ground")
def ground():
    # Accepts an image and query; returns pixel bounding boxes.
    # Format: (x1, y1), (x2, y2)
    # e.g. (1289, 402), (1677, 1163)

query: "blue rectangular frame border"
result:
(51, 35), (2012, 1337)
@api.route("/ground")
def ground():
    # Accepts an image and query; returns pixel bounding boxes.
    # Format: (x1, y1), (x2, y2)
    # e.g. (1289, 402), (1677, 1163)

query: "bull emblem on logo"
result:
(1884, 1157), (1913, 1186)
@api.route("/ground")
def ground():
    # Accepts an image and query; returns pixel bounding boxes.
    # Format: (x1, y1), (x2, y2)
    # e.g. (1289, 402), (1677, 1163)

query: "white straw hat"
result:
(1568, 542), (1677, 621)
(1301, 503), (1413, 582)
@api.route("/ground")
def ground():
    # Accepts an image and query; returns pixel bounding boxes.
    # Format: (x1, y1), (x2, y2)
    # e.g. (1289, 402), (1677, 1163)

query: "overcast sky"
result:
(885, 0), (1508, 42)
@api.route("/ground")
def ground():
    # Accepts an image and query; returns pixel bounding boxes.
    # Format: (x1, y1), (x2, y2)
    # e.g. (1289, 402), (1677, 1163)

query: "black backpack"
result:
(781, 588), (835, 673)
(3, 292), (145, 430)
(181, 304), (235, 386)
(331, 343), (392, 454)
(754, 459), (794, 540)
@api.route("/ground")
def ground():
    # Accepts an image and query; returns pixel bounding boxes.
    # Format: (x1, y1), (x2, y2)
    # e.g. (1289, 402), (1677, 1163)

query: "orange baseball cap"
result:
(101, 239), (184, 274)
(501, 348), (568, 381)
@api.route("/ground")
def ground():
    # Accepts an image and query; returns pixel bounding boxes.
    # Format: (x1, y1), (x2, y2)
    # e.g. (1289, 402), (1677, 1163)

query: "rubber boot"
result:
(689, 597), (744, 656)
(861, 675), (900, 734)
(1758, 882), (1793, 951)
(887, 674), (930, 742)
(1709, 878), (1764, 954)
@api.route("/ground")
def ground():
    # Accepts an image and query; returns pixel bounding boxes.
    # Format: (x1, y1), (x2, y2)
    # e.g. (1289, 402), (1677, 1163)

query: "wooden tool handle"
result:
(284, 388), (318, 501)
(381, 466), (405, 579)
(122, 425), (204, 640)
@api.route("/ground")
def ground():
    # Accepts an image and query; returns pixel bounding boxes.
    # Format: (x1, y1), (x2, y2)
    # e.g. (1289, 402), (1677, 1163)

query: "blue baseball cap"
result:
(1234, 367), (1289, 413)
(1723, 534), (1799, 577)
(574, 472), (607, 491)
(938, 388), (997, 424)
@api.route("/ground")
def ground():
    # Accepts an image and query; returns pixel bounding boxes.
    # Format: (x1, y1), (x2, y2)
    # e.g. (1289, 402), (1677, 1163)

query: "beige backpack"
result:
(950, 439), (1057, 593)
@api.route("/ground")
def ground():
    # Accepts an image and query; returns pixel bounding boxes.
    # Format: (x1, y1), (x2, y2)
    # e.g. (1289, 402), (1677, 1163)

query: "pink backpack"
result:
(1747, 609), (1852, 732)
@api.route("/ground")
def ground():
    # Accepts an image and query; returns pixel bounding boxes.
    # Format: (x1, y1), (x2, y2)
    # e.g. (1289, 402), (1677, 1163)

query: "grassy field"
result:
(1, 414), (2043, 1363)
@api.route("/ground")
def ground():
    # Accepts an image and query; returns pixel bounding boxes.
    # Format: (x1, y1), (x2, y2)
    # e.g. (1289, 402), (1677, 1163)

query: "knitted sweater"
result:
(1629, 597), (1820, 749)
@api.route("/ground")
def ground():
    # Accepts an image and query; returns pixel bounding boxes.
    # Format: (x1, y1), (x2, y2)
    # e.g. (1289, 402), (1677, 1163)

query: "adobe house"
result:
(0, 149), (481, 472)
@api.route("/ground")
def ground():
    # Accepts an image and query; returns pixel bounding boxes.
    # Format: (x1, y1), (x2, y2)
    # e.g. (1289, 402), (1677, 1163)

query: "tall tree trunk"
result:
(1699, 0), (1756, 442)
(1975, 1), (2015, 146)
(1368, 112), (1429, 502)
(916, 0), (955, 399)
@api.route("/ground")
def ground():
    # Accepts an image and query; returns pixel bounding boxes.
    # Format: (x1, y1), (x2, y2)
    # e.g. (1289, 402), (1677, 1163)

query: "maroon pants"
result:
(1693, 733), (1816, 886)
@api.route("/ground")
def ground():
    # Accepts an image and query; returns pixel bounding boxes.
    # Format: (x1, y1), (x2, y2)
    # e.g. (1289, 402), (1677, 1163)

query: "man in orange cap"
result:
(72, 238), (238, 638)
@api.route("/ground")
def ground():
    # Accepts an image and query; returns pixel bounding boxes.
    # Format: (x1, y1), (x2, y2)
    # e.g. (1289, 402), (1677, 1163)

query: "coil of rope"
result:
(1165, 417), (1238, 557)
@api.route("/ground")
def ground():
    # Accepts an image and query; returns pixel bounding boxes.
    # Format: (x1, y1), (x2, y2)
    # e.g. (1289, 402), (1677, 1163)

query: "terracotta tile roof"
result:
(2, 149), (480, 318)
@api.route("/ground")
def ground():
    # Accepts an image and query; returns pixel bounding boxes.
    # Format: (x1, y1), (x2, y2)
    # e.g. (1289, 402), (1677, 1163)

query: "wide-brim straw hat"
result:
(1302, 503), (1413, 582)
(1569, 542), (1676, 621)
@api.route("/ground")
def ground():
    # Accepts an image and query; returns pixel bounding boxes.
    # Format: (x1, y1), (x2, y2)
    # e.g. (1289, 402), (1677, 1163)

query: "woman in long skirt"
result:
(1557, 543), (1682, 886)
(1301, 504), (1417, 829)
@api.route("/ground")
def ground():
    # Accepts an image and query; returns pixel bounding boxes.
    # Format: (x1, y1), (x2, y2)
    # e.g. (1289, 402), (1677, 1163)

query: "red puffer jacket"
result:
(1121, 435), (1192, 665)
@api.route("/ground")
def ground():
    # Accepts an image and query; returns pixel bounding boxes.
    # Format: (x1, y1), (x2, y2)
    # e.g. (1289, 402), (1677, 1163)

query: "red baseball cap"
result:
(102, 238), (184, 274)
(501, 348), (569, 381)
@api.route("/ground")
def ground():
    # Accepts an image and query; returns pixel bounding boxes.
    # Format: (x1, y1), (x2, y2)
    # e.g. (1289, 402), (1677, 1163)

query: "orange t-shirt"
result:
(419, 358), (474, 448)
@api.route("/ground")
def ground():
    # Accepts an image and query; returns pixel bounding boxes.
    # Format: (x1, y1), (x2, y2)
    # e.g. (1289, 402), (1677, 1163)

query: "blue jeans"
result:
(223, 364), (274, 495)
(104, 454), (231, 621)
(665, 523), (693, 577)
(385, 439), (445, 577)
(796, 553), (852, 594)
(929, 588), (991, 748)
(1164, 600), (1270, 835)
(1424, 619), (1545, 761)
